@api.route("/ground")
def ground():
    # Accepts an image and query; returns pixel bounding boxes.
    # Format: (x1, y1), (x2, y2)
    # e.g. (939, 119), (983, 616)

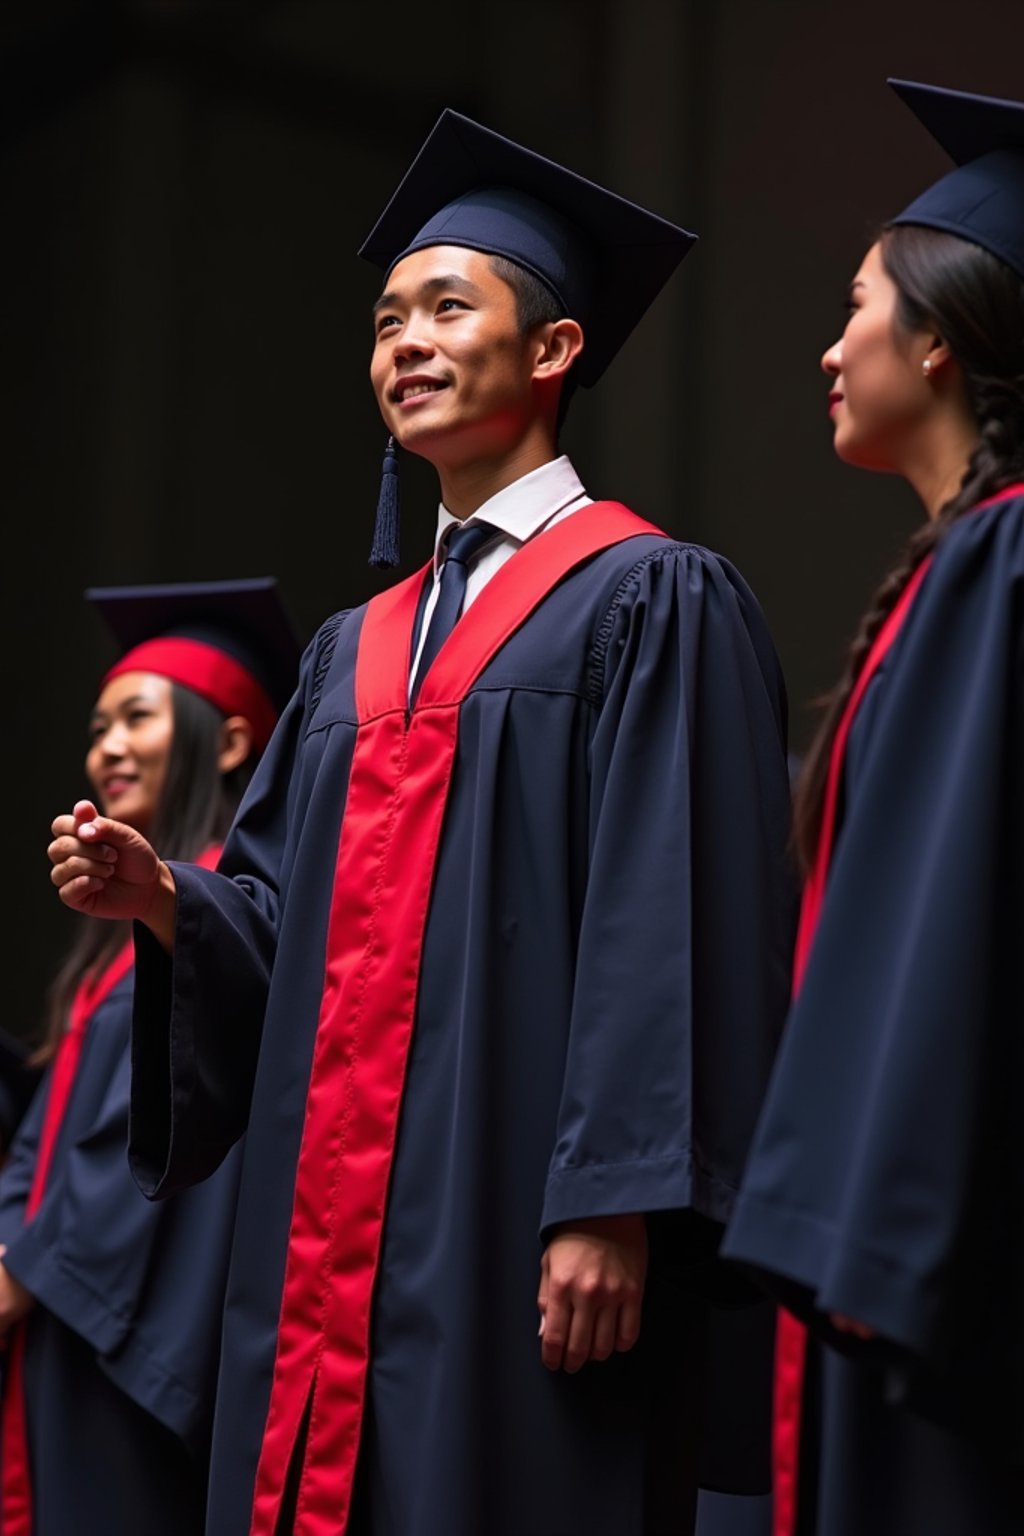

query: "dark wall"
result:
(4, 0), (1022, 1037)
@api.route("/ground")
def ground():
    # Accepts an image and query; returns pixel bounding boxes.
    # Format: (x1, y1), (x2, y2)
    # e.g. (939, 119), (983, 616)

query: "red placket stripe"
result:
(249, 503), (663, 1536)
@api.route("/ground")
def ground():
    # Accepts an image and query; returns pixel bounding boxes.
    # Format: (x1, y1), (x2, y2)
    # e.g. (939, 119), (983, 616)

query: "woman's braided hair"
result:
(793, 222), (1024, 873)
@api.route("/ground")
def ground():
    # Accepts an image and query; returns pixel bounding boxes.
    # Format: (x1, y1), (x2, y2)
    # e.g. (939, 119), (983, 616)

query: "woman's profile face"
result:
(85, 671), (174, 836)
(821, 241), (934, 474)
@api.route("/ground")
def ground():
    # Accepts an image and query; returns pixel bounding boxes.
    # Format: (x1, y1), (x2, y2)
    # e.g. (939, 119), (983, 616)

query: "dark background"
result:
(5, 0), (1022, 1036)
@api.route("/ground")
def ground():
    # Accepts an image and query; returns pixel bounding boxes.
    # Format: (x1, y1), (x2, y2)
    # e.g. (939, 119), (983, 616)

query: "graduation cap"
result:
(358, 108), (698, 566)
(86, 577), (303, 752)
(888, 78), (1024, 282)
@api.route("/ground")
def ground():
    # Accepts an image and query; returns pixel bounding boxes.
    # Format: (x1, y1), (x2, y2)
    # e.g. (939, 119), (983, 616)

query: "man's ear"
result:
(531, 318), (585, 384)
(217, 715), (256, 775)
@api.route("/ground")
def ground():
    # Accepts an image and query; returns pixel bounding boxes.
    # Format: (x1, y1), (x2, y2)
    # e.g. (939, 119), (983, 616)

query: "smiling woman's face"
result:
(821, 240), (936, 474)
(85, 672), (174, 835)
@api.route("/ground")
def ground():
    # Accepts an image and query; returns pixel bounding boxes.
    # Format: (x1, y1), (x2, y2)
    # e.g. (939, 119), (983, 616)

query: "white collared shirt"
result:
(409, 455), (593, 688)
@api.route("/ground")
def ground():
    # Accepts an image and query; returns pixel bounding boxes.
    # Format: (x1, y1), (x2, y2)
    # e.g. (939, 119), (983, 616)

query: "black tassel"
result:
(369, 435), (401, 568)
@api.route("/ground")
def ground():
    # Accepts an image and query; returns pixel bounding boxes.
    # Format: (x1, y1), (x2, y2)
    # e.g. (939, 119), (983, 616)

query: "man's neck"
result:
(436, 430), (559, 522)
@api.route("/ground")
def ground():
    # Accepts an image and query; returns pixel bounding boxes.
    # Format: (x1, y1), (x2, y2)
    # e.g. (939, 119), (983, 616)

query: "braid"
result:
(793, 225), (1024, 873)
(961, 379), (1024, 500)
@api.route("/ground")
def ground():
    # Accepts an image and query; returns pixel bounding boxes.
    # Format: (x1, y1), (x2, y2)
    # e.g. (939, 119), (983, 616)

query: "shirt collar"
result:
(433, 456), (588, 568)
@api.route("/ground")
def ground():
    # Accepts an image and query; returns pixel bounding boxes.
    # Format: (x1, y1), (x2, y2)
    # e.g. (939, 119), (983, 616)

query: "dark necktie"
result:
(410, 521), (498, 704)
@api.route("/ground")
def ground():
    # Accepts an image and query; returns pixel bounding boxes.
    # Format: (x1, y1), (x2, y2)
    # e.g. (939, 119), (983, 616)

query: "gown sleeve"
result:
(129, 622), (338, 1200)
(540, 542), (797, 1280)
(721, 497), (1024, 1458)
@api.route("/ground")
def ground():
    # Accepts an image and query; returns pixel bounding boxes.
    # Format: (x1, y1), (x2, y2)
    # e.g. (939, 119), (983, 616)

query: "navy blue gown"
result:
(130, 529), (796, 1536)
(0, 966), (243, 1535)
(723, 490), (1024, 1533)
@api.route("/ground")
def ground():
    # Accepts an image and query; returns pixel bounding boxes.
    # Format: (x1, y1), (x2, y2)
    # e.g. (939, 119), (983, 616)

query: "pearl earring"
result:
(922, 359), (933, 376)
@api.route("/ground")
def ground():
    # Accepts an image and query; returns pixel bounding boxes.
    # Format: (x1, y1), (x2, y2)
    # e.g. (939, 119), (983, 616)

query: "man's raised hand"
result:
(48, 799), (167, 924)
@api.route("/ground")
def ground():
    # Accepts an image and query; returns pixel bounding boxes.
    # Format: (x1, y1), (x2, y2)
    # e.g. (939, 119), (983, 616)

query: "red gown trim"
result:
(0, 845), (222, 1536)
(249, 503), (663, 1536)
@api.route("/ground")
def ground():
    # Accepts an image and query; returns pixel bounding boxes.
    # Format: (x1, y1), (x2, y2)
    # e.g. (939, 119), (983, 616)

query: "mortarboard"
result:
(888, 78), (1024, 281)
(86, 577), (303, 753)
(360, 109), (697, 389)
(358, 109), (698, 566)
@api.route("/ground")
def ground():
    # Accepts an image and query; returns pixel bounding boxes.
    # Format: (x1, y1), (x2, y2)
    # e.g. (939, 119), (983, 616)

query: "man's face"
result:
(370, 245), (538, 467)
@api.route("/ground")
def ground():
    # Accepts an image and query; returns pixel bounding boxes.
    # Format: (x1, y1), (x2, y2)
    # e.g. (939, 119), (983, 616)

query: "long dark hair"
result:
(793, 224), (1024, 873)
(37, 683), (258, 1062)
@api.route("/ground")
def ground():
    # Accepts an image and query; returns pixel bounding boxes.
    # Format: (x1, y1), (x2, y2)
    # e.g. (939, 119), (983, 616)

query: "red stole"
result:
(249, 502), (664, 1536)
(0, 844), (222, 1535)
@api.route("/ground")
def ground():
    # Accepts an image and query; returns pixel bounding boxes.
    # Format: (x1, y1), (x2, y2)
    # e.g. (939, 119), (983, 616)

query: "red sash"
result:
(772, 480), (1024, 1535)
(0, 844), (222, 1534)
(249, 502), (664, 1536)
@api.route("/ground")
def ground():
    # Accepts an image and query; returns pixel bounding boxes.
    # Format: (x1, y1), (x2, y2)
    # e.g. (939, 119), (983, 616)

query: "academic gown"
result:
(0, 957), (243, 1535)
(129, 508), (796, 1536)
(722, 488), (1024, 1534)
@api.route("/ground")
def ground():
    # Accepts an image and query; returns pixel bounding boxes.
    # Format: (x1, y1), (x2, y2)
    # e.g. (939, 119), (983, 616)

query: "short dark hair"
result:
(488, 255), (579, 432)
